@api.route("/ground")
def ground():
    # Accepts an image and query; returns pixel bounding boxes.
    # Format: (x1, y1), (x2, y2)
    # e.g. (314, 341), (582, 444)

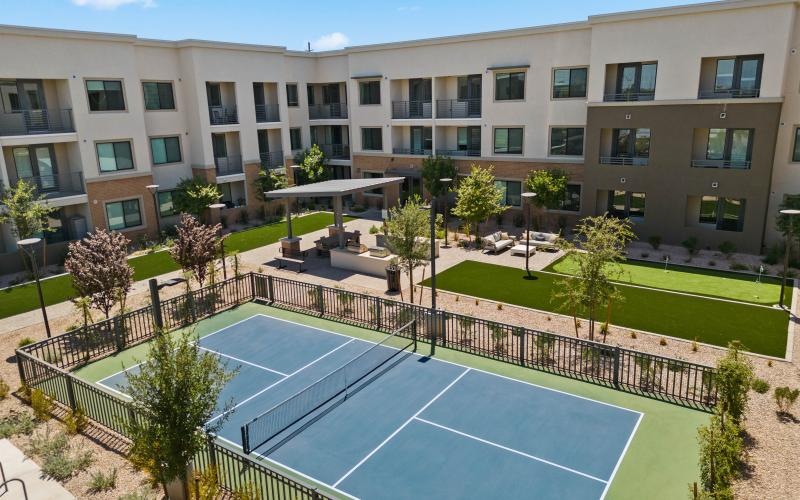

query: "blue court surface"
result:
(99, 314), (643, 500)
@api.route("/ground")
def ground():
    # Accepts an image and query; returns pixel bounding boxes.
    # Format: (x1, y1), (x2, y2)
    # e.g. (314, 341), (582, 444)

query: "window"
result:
(361, 127), (383, 151)
(494, 180), (522, 206)
(286, 84), (298, 107)
(550, 128), (584, 156)
(494, 128), (523, 155)
(86, 80), (125, 111)
(495, 72), (525, 100)
(359, 81), (381, 105)
(699, 195), (745, 231)
(612, 128), (650, 159)
(290, 128), (302, 151)
(705, 129), (753, 167)
(614, 63), (657, 99)
(96, 141), (134, 172)
(559, 184), (582, 212)
(142, 82), (175, 110)
(607, 190), (645, 218)
(150, 136), (181, 165)
(206, 83), (222, 107)
(552, 68), (587, 98)
(410, 126), (432, 153)
(363, 171), (384, 195)
(106, 199), (142, 230)
(793, 127), (800, 162)
(157, 191), (177, 217)
(714, 55), (762, 97)
(306, 85), (315, 106)
(458, 127), (481, 154)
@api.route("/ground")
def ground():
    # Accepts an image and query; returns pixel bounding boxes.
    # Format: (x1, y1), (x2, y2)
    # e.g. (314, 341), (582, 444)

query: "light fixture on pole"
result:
(521, 192), (537, 278)
(18, 237), (51, 338)
(439, 177), (452, 248)
(779, 208), (800, 308)
(146, 184), (160, 240)
(209, 203), (228, 280)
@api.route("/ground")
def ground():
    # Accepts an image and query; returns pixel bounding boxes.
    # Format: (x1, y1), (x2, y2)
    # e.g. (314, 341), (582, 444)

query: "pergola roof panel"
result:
(263, 177), (405, 198)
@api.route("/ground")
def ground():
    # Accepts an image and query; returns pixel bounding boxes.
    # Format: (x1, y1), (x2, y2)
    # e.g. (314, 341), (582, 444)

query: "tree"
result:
(0, 179), (57, 240)
(554, 216), (635, 341)
(386, 195), (429, 304)
(696, 412), (742, 499)
(715, 342), (754, 426)
(252, 168), (288, 215)
(421, 155), (457, 198)
(451, 165), (506, 242)
(124, 329), (235, 499)
(65, 229), (133, 319)
(172, 177), (222, 217)
(524, 169), (569, 231)
(170, 214), (220, 288)
(294, 144), (329, 184)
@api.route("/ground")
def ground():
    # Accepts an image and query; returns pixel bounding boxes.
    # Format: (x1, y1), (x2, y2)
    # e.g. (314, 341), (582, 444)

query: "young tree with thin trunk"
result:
(170, 214), (221, 288)
(524, 169), (569, 231)
(124, 329), (235, 499)
(252, 168), (288, 216)
(294, 144), (329, 184)
(386, 195), (429, 304)
(451, 165), (505, 243)
(65, 229), (133, 319)
(0, 179), (57, 268)
(172, 177), (222, 217)
(421, 155), (457, 199)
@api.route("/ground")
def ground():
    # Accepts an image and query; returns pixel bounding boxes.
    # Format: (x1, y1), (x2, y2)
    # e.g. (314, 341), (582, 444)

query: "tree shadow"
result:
(777, 411), (800, 424)
(739, 429), (758, 480)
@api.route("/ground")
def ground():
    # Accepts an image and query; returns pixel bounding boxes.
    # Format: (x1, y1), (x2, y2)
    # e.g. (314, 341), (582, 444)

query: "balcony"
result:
(260, 150), (284, 169)
(436, 99), (481, 119)
(698, 88), (760, 99)
(392, 101), (432, 119)
(5, 172), (85, 198)
(435, 149), (481, 157)
(308, 103), (348, 120)
(214, 155), (243, 176)
(208, 105), (238, 125)
(599, 156), (649, 166)
(392, 148), (432, 156)
(255, 104), (280, 123)
(691, 159), (751, 169)
(318, 144), (350, 160)
(602, 92), (655, 102)
(0, 109), (74, 136)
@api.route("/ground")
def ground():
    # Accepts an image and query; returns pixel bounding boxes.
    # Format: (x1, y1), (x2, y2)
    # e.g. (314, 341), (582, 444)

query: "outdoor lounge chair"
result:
(483, 231), (514, 254)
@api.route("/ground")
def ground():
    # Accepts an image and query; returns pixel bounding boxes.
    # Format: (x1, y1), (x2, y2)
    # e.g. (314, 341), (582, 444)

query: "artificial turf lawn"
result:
(424, 261), (789, 357)
(0, 212), (352, 320)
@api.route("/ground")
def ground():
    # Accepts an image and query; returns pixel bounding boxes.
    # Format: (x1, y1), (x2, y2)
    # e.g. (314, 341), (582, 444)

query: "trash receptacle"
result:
(386, 265), (401, 292)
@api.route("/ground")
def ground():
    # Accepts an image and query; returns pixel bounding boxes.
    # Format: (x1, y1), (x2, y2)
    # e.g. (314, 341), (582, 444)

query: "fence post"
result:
(267, 275), (275, 303)
(206, 434), (218, 468)
(249, 272), (256, 301)
(113, 316), (125, 352)
(65, 374), (77, 411)
(17, 352), (27, 387)
(429, 308), (437, 357)
(374, 296), (382, 330)
(412, 319), (417, 351)
(519, 330), (526, 367)
(613, 347), (621, 389)
(149, 279), (163, 330)
(317, 285), (325, 315)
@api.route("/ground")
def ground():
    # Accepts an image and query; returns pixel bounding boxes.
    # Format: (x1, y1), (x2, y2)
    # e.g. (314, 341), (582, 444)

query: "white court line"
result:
(332, 368), (470, 488)
(199, 346), (288, 377)
(600, 411), (644, 500)
(206, 338), (357, 424)
(415, 417), (607, 485)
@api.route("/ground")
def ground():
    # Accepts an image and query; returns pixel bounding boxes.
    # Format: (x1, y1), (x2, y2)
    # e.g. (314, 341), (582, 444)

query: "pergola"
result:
(263, 177), (404, 250)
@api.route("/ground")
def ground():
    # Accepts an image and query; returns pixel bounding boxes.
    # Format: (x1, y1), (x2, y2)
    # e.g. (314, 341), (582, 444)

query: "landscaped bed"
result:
(423, 260), (789, 358)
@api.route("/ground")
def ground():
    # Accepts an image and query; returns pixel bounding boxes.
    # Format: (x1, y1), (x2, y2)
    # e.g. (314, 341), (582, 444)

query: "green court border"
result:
(75, 302), (707, 500)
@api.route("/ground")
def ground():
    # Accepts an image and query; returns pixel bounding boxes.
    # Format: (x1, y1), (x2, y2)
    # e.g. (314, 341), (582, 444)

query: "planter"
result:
(386, 265), (401, 292)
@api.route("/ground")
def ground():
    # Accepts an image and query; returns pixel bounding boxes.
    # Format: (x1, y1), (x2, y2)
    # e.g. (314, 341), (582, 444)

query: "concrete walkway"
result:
(0, 439), (75, 500)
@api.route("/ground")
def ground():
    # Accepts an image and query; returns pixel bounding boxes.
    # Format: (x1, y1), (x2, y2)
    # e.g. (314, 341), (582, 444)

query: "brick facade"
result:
(85, 173), (159, 241)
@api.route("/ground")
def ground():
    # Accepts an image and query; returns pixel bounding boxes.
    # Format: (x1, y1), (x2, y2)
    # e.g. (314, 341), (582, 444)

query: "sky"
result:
(3, 0), (711, 51)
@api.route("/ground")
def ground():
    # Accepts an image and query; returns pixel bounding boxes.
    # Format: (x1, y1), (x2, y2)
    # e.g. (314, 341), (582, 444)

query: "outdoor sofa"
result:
(483, 231), (515, 254)
(520, 231), (560, 251)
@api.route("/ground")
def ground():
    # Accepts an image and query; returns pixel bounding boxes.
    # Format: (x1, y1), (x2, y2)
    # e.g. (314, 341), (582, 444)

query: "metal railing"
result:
(691, 159), (751, 169)
(392, 147), (431, 156)
(308, 103), (348, 120)
(0, 109), (74, 136)
(698, 88), (760, 99)
(208, 105), (238, 125)
(435, 148), (481, 157)
(391, 100), (432, 119)
(9, 172), (85, 196)
(317, 144), (350, 160)
(254, 104), (280, 122)
(603, 91), (656, 102)
(215, 155), (243, 176)
(599, 156), (649, 166)
(260, 150), (284, 169)
(436, 98), (481, 118)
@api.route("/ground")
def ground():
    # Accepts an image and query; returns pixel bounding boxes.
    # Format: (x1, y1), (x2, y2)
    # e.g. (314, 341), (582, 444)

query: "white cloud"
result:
(71, 0), (156, 9)
(310, 32), (349, 51)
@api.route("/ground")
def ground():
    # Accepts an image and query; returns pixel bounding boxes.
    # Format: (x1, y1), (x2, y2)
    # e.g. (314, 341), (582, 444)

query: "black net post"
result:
(149, 278), (163, 330)
(613, 347), (621, 389)
(429, 309), (437, 357)
(267, 275), (275, 303)
(412, 320), (417, 351)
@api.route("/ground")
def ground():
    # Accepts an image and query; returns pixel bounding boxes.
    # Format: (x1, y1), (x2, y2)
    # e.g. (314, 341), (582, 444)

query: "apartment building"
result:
(0, 0), (797, 269)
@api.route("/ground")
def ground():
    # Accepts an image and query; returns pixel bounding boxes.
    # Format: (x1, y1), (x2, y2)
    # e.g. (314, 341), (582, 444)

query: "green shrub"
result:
(697, 412), (742, 496)
(729, 262), (749, 271)
(681, 236), (699, 255)
(64, 407), (88, 435)
(88, 468), (117, 493)
(648, 235), (661, 250)
(0, 410), (35, 438)
(349, 204), (366, 213)
(640, 252), (649, 258)
(715, 343), (754, 425)
(762, 243), (783, 266)
(238, 209), (249, 225)
(119, 490), (157, 500)
(718, 241), (736, 258)
(751, 378), (770, 394)
(774, 386), (800, 413)
(369, 225), (379, 235)
(0, 377), (8, 399)
(708, 260), (716, 267)
(42, 448), (93, 481)
(17, 337), (35, 348)
(31, 389), (54, 422)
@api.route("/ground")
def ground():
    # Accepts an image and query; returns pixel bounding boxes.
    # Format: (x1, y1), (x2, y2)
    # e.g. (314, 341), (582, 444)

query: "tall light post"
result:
(779, 208), (800, 308)
(521, 192), (537, 278)
(18, 237), (50, 338)
(209, 203), (228, 280)
(146, 184), (160, 240)
(439, 177), (452, 248)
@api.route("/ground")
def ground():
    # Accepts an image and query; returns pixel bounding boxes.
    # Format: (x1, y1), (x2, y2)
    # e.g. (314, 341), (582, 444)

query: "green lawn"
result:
(546, 254), (791, 307)
(0, 212), (351, 320)
(424, 261), (789, 357)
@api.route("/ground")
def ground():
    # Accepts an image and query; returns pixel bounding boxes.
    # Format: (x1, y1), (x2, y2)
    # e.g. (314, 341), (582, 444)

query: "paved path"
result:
(0, 439), (75, 500)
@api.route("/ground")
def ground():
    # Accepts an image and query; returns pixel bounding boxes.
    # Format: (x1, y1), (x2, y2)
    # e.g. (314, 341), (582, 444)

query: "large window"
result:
(359, 81), (381, 105)
(793, 127), (800, 162)
(495, 71), (525, 101)
(494, 128), (523, 154)
(86, 80), (125, 111)
(106, 199), (141, 230)
(96, 141), (134, 172)
(289, 128), (302, 151)
(494, 180), (522, 207)
(363, 171), (384, 195)
(614, 63), (657, 100)
(559, 184), (582, 212)
(700, 195), (745, 231)
(612, 128), (650, 161)
(150, 136), (181, 165)
(550, 128), (584, 156)
(157, 191), (177, 217)
(608, 190), (645, 219)
(286, 83), (298, 107)
(457, 126), (481, 155)
(552, 68), (587, 98)
(142, 82), (175, 110)
(714, 55), (762, 97)
(361, 127), (383, 151)
(705, 128), (752, 167)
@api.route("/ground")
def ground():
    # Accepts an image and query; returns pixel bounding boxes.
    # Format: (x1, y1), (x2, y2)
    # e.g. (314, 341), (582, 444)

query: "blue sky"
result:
(4, 0), (708, 51)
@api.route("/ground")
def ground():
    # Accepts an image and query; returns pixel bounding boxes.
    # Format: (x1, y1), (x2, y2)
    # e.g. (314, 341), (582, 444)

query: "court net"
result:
(241, 320), (416, 454)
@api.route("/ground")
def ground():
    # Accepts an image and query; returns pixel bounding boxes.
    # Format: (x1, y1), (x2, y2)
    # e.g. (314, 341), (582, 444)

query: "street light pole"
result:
(146, 184), (160, 241)
(440, 177), (452, 249)
(779, 208), (800, 308)
(521, 192), (537, 278)
(18, 238), (51, 338)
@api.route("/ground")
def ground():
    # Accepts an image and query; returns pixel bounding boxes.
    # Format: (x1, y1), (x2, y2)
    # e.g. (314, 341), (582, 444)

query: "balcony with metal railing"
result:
(214, 155), (243, 176)
(698, 88), (760, 99)
(255, 104), (280, 123)
(435, 149), (481, 157)
(318, 144), (350, 160)
(602, 92), (655, 102)
(208, 105), (238, 125)
(392, 147), (432, 156)
(436, 99), (481, 119)
(0, 109), (74, 136)
(259, 151), (284, 169)
(392, 101), (432, 119)
(308, 103), (348, 120)
(599, 156), (649, 166)
(5, 171), (85, 199)
(691, 159), (751, 169)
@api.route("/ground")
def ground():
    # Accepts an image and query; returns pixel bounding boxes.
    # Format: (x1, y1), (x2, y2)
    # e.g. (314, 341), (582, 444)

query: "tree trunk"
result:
(418, 266), (426, 305)
(588, 308), (595, 341)
(572, 309), (579, 338)
(407, 267), (414, 304)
